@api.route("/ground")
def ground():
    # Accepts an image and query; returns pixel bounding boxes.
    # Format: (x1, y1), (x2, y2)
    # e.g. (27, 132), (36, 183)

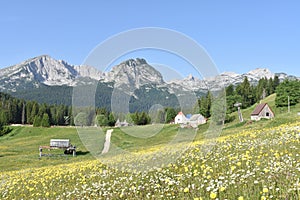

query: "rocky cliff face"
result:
(0, 55), (299, 94)
(0, 55), (102, 92)
(104, 58), (164, 89)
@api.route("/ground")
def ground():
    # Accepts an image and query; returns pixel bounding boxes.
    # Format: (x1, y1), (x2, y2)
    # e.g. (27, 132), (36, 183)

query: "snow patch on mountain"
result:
(175, 68), (277, 91)
(0, 55), (299, 95)
(0, 55), (103, 90)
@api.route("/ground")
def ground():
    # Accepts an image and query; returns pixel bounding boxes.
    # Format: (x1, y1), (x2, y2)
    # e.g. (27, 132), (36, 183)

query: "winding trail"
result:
(102, 129), (113, 154)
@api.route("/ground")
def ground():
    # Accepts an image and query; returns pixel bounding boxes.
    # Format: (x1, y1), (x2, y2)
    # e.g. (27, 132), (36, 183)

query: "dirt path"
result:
(102, 129), (113, 154)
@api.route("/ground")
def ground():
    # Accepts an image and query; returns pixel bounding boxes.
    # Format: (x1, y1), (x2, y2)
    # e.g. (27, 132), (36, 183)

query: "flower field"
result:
(1, 122), (300, 199)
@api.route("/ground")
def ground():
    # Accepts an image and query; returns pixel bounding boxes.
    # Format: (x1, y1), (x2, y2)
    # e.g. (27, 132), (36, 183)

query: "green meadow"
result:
(1, 94), (300, 199)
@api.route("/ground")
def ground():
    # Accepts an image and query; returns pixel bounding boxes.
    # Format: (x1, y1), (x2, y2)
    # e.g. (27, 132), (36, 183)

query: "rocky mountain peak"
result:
(123, 58), (147, 66)
(20, 55), (78, 85)
(26, 54), (51, 62)
(106, 58), (164, 89)
(0, 55), (299, 96)
(0, 55), (103, 92)
(220, 71), (239, 77)
(186, 74), (195, 81)
(245, 68), (273, 79)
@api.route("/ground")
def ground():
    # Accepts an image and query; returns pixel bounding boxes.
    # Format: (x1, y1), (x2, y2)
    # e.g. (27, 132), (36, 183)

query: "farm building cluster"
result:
(114, 103), (275, 128)
(174, 112), (206, 128)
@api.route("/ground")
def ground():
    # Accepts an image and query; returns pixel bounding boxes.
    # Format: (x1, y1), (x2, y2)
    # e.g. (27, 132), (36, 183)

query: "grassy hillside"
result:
(1, 121), (299, 199)
(1, 93), (299, 172)
(1, 93), (300, 199)
(0, 124), (200, 172)
(222, 94), (300, 135)
(0, 126), (92, 171)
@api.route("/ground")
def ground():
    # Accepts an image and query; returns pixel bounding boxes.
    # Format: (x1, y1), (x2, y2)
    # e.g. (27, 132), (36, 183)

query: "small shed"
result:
(251, 103), (274, 121)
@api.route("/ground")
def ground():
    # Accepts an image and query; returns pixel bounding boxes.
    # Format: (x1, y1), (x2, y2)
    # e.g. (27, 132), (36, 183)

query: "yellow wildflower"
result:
(184, 187), (189, 193)
(210, 192), (217, 199)
(263, 187), (269, 193)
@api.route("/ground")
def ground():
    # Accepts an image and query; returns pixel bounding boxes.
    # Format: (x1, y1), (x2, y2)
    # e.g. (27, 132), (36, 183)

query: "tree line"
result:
(1, 76), (299, 133)
(0, 90), (181, 129)
(196, 76), (281, 123)
(0, 92), (159, 129)
(197, 76), (300, 123)
(0, 92), (73, 127)
(226, 75), (280, 113)
(77, 107), (180, 127)
(275, 79), (300, 107)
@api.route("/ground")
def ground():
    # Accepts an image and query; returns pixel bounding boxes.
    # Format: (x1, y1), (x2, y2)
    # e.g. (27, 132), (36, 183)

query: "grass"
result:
(0, 124), (197, 172)
(1, 93), (299, 172)
(0, 126), (92, 171)
(1, 94), (300, 199)
(221, 94), (300, 135)
(111, 124), (195, 151)
(1, 121), (299, 199)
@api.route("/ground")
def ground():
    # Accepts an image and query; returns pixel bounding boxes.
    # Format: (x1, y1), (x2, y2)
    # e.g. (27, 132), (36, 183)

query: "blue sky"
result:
(0, 1), (300, 79)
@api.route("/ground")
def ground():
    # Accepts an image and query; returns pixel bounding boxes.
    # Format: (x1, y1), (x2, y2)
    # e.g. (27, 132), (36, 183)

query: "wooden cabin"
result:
(251, 103), (274, 121)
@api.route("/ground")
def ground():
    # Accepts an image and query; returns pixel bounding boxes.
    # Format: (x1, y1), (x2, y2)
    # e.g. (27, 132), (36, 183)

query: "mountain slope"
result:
(106, 58), (164, 86)
(0, 55), (299, 111)
(0, 55), (102, 92)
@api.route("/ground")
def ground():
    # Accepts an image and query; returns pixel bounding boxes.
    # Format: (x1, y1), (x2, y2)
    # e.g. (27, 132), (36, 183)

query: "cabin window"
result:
(266, 112), (269, 117)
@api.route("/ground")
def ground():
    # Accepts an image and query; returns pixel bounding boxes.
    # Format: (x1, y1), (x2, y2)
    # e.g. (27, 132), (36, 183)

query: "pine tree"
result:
(139, 112), (149, 125)
(107, 113), (116, 127)
(226, 94), (243, 114)
(0, 111), (8, 125)
(273, 75), (280, 89)
(256, 78), (267, 101)
(225, 84), (235, 96)
(41, 113), (50, 127)
(26, 101), (33, 124)
(268, 77), (275, 95)
(198, 91), (212, 118)
(165, 108), (176, 123)
(30, 102), (39, 124)
(21, 102), (26, 124)
(95, 114), (108, 126)
(275, 80), (300, 107)
(33, 115), (42, 127)
(236, 77), (252, 108)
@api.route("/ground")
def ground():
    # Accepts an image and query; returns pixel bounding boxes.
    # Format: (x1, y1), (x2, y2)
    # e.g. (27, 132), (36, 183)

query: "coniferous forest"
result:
(1, 76), (299, 134)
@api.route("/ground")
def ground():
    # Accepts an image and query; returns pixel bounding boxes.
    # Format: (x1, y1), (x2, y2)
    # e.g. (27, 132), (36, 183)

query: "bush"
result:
(225, 114), (236, 124)
(0, 122), (11, 136)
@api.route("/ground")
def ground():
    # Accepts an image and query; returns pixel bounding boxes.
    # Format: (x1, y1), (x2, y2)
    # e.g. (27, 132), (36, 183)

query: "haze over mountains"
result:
(0, 55), (298, 110)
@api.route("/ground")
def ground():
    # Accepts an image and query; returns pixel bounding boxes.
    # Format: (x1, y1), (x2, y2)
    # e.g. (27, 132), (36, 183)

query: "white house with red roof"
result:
(175, 111), (187, 124)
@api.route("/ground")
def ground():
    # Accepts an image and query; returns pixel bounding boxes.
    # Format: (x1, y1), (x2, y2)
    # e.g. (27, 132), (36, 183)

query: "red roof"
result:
(251, 103), (270, 115)
(177, 111), (184, 115)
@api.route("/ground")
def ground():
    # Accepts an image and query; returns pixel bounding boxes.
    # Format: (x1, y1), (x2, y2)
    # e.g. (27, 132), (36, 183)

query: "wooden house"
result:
(251, 103), (274, 121)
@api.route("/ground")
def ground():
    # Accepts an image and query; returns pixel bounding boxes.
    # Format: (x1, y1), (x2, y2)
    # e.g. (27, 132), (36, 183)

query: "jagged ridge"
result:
(0, 55), (299, 95)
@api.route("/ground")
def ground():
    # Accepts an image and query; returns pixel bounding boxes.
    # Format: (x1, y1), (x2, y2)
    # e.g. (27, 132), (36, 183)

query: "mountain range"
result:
(0, 55), (299, 111)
